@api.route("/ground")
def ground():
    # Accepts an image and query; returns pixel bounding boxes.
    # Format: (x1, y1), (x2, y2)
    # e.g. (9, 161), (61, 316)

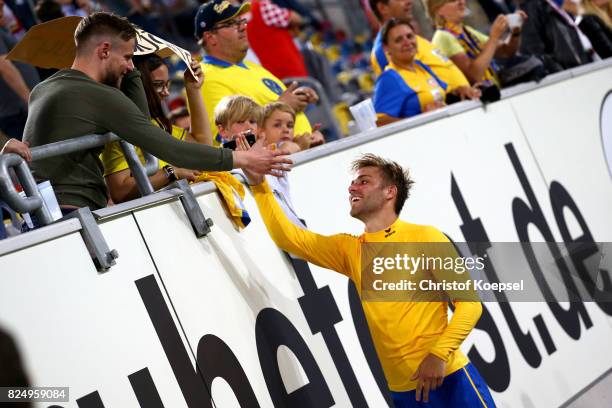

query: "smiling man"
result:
(245, 153), (496, 407)
(23, 12), (290, 212)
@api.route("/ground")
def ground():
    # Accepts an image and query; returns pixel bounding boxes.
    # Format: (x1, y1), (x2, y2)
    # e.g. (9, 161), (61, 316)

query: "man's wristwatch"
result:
(163, 165), (177, 182)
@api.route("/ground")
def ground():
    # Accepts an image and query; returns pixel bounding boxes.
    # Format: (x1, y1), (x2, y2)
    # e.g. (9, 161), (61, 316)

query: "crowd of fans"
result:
(0, 0), (611, 237)
(370, 0), (610, 122)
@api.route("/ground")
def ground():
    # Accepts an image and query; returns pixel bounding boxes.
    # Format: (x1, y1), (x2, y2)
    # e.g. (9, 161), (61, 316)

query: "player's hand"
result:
(233, 135), (292, 183)
(411, 354), (446, 403)
(279, 81), (310, 112)
(2, 139), (32, 161)
(184, 60), (204, 90)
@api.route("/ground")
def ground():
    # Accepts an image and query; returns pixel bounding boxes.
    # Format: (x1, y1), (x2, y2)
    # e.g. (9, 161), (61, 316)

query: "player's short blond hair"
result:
(351, 154), (415, 215)
(214, 95), (263, 128)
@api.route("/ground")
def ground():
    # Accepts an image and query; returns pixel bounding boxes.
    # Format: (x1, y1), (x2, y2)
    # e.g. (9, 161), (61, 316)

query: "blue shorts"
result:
(391, 363), (496, 408)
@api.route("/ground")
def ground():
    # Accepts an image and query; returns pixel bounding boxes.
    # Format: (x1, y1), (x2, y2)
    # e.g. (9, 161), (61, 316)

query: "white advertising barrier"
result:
(129, 192), (390, 407)
(0, 62), (611, 408)
(0, 216), (196, 407)
(288, 64), (612, 408)
(508, 66), (612, 242)
(0, 190), (392, 407)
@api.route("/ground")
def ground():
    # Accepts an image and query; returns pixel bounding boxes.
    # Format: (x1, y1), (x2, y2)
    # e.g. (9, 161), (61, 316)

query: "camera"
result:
(222, 131), (257, 150)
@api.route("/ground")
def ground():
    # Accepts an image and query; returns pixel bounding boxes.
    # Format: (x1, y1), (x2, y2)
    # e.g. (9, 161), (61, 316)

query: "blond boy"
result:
(214, 95), (262, 144)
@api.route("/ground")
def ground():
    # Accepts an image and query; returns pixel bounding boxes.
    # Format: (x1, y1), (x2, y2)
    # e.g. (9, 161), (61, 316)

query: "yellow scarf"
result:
(193, 172), (251, 229)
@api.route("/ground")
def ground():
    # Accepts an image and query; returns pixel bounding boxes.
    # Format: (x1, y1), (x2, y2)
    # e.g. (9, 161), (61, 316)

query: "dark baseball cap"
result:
(194, 0), (251, 40)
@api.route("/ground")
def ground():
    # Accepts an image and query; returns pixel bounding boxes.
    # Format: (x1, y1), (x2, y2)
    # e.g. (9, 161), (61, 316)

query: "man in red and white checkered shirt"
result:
(246, 0), (309, 80)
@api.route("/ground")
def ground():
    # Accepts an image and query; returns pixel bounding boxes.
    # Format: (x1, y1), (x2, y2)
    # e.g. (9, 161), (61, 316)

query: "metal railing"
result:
(0, 133), (158, 229)
(0, 133), (207, 271)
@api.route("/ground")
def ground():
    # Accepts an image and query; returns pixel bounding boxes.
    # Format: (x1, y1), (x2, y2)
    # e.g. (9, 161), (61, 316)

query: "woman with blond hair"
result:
(427, 0), (526, 87)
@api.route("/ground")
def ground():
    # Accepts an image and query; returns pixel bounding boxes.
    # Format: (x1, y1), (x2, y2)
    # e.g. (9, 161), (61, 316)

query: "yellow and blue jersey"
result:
(251, 179), (482, 392)
(200, 56), (312, 146)
(373, 60), (447, 120)
(370, 30), (469, 91)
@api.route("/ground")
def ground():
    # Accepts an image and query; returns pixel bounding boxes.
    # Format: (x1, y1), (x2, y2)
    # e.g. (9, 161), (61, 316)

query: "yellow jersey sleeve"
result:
(430, 301), (482, 362)
(419, 226), (483, 362)
(251, 180), (356, 275)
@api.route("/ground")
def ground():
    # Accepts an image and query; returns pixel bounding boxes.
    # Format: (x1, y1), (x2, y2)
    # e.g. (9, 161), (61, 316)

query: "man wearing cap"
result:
(369, 0), (469, 92)
(194, 0), (324, 146)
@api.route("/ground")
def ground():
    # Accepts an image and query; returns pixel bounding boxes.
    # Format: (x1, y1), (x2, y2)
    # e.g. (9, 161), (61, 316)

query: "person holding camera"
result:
(427, 0), (527, 88)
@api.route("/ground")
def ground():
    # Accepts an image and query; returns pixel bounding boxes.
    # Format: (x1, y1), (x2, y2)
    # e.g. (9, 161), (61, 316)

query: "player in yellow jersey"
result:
(244, 153), (496, 407)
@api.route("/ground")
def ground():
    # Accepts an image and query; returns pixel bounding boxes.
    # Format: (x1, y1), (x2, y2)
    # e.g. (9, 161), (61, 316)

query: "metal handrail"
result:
(29, 133), (159, 175)
(119, 140), (156, 196)
(283, 76), (345, 141)
(0, 132), (159, 227)
(0, 153), (53, 225)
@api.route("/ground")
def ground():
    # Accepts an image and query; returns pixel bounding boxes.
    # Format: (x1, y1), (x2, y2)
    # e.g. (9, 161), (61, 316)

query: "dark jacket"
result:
(579, 14), (612, 58)
(519, 0), (592, 73)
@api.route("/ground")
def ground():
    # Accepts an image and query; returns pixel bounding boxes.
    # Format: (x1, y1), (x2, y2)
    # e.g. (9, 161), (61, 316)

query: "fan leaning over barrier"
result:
(16, 12), (292, 213)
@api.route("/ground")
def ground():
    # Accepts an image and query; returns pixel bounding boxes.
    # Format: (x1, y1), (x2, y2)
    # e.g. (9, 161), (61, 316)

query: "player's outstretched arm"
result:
(247, 175), (354, 275)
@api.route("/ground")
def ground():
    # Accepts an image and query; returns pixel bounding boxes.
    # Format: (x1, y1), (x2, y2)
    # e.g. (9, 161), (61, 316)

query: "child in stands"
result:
(215, 97), (304, 226)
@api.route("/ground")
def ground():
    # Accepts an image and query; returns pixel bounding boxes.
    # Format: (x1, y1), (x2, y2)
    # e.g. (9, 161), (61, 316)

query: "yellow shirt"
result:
(371, 33), (469, 91)
(100, 122), (186, 176)
(374, 60), (447, 120)
(432, 25), (500, 87)
(251, 180), (482, 392)
(200, 56), (312, 146)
